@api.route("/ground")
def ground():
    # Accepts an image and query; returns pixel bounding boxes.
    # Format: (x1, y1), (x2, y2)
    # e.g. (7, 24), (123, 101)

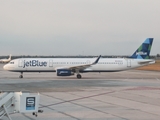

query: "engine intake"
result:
(56, 69), (74, 76)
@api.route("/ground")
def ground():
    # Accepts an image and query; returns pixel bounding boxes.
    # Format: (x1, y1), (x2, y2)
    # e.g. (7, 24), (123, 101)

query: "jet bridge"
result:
(0, 92), (41, 120)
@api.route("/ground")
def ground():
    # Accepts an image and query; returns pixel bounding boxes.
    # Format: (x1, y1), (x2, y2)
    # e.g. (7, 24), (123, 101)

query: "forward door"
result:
(18, 60), (24, 67)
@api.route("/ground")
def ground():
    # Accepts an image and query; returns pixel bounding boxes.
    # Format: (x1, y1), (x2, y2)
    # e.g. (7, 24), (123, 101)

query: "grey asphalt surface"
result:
(0, 64), (160, 120)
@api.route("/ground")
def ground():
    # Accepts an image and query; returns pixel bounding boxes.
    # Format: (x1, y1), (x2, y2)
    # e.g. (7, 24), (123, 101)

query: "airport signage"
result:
(26, 97), (36, 110)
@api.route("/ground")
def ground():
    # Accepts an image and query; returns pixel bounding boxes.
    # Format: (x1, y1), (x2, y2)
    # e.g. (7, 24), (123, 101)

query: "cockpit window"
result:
(10, 62), (14, 64)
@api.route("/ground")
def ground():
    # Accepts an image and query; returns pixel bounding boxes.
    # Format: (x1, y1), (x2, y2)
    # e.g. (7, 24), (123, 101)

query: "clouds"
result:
(0, 0), (160, 55)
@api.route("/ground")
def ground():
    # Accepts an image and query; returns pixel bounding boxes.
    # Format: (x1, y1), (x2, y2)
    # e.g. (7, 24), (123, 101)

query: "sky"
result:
(0, 0), (160, 56)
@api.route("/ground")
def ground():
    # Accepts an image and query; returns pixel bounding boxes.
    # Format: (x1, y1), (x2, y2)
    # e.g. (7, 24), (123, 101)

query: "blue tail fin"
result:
(130, 38), (153, 59)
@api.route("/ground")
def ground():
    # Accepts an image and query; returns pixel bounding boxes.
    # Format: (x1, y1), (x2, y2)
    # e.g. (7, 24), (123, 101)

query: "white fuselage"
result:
(3, 58), (155, 72)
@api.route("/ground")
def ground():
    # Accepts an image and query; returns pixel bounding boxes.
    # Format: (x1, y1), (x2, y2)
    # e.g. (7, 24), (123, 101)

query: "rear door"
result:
(127, 59), (131, 67)
(49, 60), (53, 67)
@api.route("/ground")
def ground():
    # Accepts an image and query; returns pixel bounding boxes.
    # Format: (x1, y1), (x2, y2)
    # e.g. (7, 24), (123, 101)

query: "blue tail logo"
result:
(130, 38), (153, 59)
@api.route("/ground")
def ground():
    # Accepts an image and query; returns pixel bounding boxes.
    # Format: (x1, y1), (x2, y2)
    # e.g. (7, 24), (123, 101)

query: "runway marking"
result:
(39, 104), (81, 120)
(40, 91), (115, 108)
(40, 91), (128, 120)
(124, 86), (160, 91)
(69, 90), (160, 117)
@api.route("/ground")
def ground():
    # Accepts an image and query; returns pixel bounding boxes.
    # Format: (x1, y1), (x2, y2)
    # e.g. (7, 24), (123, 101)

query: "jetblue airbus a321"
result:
(3, 38), (155, 79)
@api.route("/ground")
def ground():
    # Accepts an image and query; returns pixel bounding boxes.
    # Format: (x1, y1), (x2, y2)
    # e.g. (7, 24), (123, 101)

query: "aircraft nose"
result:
(3, 64), (8, 70)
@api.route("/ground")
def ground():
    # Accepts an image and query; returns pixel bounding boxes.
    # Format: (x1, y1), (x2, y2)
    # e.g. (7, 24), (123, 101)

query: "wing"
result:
(55, 55), (101, 71)
(69, 55), (101, 71)
(138, 60), (155, 65)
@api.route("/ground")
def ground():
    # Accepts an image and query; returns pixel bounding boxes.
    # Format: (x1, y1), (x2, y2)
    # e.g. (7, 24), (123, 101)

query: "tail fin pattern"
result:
(130, 38), (153, 59)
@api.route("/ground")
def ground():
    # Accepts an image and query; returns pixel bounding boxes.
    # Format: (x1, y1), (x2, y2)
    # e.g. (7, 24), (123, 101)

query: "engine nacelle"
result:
(56, 69), (74, 76)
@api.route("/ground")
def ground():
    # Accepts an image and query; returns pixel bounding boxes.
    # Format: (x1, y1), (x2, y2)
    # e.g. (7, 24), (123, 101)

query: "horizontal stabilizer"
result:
(138, 60), (155, 65)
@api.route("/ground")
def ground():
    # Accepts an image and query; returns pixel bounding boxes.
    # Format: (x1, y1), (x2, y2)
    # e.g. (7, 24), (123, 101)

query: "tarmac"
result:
(0, 64), (160, 120)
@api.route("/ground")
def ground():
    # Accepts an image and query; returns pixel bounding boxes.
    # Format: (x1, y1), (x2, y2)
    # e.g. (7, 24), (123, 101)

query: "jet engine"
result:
(56, 69), (74, 76)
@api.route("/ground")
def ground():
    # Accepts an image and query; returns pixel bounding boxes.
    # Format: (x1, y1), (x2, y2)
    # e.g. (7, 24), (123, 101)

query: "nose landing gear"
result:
(19, 72), (23, 78)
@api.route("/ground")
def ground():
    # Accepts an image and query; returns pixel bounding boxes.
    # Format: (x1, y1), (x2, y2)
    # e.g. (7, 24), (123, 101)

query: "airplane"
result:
(3, 38), (155, 79)
(0, 54), (12, 63)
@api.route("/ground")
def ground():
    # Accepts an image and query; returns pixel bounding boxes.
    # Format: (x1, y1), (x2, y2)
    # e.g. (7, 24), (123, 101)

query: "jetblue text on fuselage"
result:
(59, 71), (69, 74)
(23, 60), (47, 68)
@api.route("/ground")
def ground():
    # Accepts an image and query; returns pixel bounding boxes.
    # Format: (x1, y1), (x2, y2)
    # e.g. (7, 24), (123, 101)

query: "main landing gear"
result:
(75, 69), (82, 79)
(77, 74), (82, 79)
(19, 72), (23, 78)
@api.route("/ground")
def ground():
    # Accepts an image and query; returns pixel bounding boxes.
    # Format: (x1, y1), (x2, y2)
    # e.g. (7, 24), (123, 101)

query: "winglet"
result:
(92, 55), (101, 65)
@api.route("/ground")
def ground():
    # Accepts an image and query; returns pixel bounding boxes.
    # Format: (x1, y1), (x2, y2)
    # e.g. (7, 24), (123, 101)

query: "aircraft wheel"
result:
(77, 74), (82, 79)
(19, 75), (23, 78)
